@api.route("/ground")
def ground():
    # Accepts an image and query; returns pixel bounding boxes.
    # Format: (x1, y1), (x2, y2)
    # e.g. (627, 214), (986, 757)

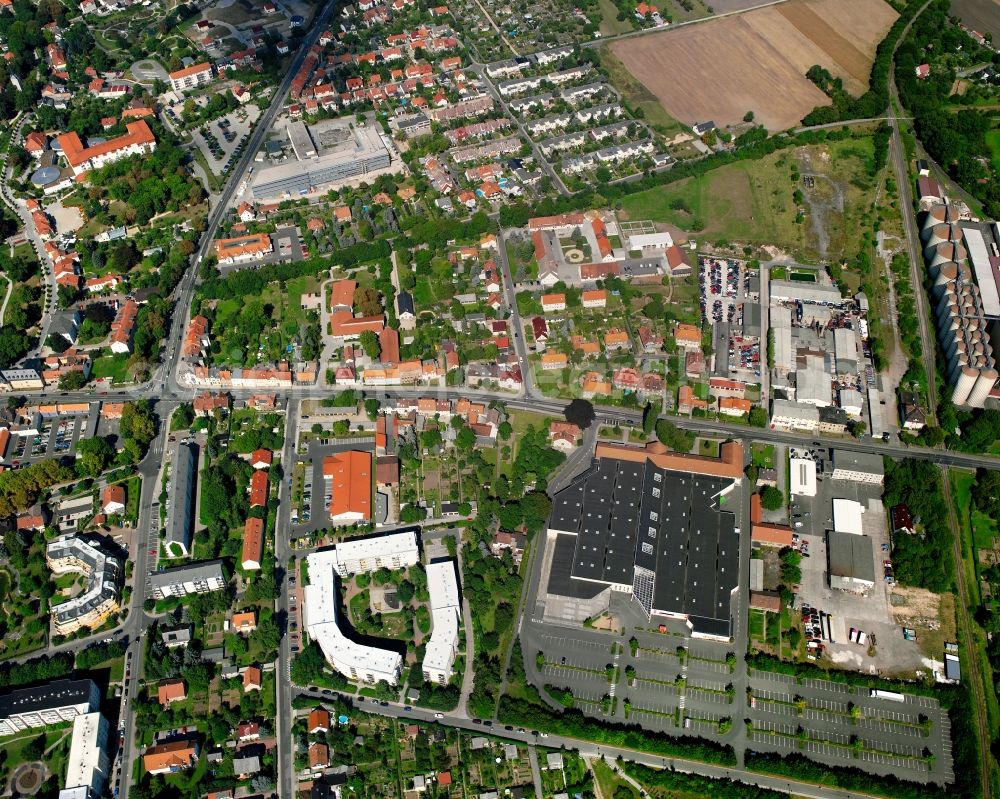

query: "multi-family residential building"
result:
(168, 61), (213, 92)
(423, 560), (460, 684)
(0, 680), (100, 736)
(56, 121), (156, 176)
(166, 442), (197, 556)
(60, 712), (111, 799)
(305, 548), (406, 685)
(46, 535), (122, 634)
(149, 560), (226, 599)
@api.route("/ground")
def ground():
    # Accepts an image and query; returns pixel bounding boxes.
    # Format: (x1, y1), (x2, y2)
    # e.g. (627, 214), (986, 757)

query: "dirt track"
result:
(609, 0), (898, 131)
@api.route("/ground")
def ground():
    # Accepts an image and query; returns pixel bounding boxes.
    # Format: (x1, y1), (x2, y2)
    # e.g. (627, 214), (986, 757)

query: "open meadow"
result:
(608, 0), (898, 130)
(618, 136), (877, 261)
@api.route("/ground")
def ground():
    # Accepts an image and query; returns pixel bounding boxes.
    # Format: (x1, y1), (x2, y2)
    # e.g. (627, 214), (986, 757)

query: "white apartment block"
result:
(168, 62), (213, 92)
(326, 531), (420, 577)
(305, 550), (403, 685)
(58, 712), (111, 799)
(423, 561), (461, 684)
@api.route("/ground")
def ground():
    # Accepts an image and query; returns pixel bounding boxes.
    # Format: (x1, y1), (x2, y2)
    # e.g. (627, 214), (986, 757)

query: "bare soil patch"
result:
(609, 0), (898, 131)
(951, 0), (1000, 40)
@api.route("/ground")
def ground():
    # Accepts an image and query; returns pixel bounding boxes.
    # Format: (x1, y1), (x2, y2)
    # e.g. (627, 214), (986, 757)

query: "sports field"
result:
(608, 0), (898, 130)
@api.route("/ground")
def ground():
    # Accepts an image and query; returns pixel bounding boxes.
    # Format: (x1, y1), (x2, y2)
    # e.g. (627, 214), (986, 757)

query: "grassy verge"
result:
(949, 469), (1000, 740)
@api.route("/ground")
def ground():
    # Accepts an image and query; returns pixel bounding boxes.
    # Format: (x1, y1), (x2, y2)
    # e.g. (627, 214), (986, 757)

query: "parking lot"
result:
(747, 669), (953, 785)
(522, 597), (741, 738)
(5, 413), (88, 466)
(699, 254), (754, 329)
(187, 105), (261, 176)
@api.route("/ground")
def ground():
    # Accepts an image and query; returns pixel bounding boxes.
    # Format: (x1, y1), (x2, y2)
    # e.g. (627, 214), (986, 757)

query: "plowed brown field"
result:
(608, 0), (898, 131)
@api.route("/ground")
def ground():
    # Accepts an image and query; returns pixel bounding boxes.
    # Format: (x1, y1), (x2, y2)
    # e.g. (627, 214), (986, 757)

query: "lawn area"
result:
(599, 46), (685, 137)
(748, 607), (765, 639)
(987, 128), (1000, 172)
(259, 273), (321, 330)
(90, 353), (132, 384)
(598, 0), (635, 36)
(498, 410), (555, 478)
(751, 442), (776, 470)
(592, 758), (638, 799)
(619, 137), (877, 262)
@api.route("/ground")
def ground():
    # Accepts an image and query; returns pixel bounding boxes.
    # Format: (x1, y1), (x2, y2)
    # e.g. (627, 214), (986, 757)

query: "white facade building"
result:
(832, 498), (865, 536)
(423, 561), (461, 685)
(305, 550), (403, 685)
(327, 531), (420, 577)
(789, 458), (817, 497)
(830, 450), (884, 485)
(58, 712), (110, 799)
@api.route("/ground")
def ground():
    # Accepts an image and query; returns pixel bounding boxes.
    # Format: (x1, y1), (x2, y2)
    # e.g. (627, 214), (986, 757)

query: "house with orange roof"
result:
(603, 329), (630, 352)
(242, 517), (264, 570)
(581, 289), (606, 308)
(673, 323), (702, 351)
(243, 666), (262, 692)
(251, 449), (272, 469)
(144, 740), (198, 775)
(571, 336), (600, 357)
(309, 742), (329, 771)
(323, 450), (372, 522)
(379, 327), (400, 364)
(333, 205), (352, 223)
(157, 679), (187, 708)
(329, 310), (384, 340)
(541, 293), (566, 313)
(719, 397), (752, 417)
(102, 484), (126, 515)
(549, 422), (581, 453)
(184, 315), (210, 359)
(231, 610), (257, 633)
(308, 708), (331, 733)
(213, 233), (272, 265)
(248, 470), (269, 508)
(678, 385), (708, 414)
(109, 299), (139, 354)
(540, 352), (567, 370)
(580, 372), (612, 397)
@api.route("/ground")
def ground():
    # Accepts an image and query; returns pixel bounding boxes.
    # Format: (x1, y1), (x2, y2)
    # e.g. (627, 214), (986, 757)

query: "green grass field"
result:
(598, 0), (635, 35)
(592, 758), (639, 799)
(751, 443), (776, 470)
(90, 353), (132, 384)
(987, 128), (1000, 172)
(619, 138), (877, 261)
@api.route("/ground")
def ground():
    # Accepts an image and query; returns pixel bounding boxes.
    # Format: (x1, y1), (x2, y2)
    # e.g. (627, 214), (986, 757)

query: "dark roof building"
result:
(396, 291), (414, 317)
(546, 441), (742, 639)
(166, 443), (197, 556)
(0, 679), (100, 736)
(827, 531), (876, 593)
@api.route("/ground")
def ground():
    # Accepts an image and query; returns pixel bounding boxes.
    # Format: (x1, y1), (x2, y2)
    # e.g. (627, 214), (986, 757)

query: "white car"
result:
(434, 713), (444, 719)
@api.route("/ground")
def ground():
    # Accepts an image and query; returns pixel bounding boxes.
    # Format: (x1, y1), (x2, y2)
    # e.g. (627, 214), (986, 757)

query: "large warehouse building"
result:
(545, 441), (742, 639)
(252, 121), (393, 199)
